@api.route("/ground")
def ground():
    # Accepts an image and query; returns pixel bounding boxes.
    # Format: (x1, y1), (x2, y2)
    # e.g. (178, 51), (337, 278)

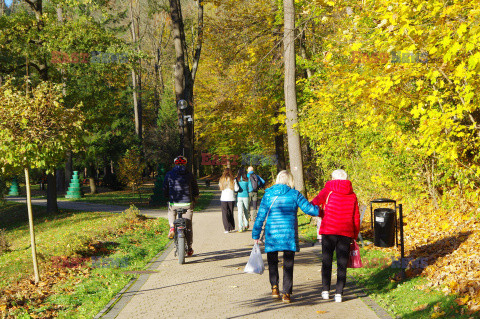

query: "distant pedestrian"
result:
(247, 166), (265, 223)
(252, 170), (319, 303)
(234, 167), (250, 232)
(219, 168), (236, 233)
(311, 169), (360, 303)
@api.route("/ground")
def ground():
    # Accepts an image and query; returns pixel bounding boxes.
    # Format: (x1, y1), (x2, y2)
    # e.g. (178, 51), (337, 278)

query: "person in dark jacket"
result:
(163, 156), (199, 256)
(247, 166), (265, 223)
(311, 169), (360, 303)
(252, 170), (319, 303)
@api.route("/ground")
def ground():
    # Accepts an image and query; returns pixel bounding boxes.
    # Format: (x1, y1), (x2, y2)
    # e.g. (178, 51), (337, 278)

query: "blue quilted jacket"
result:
(252, 184), (319, 253)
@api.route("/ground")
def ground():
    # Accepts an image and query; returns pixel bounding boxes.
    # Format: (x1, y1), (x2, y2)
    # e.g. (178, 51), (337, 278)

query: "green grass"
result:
(297, 212), (319, 243)
(0, 204), (128, 288)
(48, 217), (170, 318)
(64, 185), (159, 208)
(62, 184), (214, 211)
(0, 203), (170, 318)
(194, 190), (214, 211)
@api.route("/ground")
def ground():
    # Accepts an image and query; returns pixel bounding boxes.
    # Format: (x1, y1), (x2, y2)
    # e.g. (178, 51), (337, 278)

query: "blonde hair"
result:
(275, 170), (295, 188)
(219, 168), (234, 190)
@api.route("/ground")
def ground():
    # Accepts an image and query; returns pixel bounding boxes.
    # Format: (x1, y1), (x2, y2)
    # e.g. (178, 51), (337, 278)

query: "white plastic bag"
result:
(244, 243), (265, 275)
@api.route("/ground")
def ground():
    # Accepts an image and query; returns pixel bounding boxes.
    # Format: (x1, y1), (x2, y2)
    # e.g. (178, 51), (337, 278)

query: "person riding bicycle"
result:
(163, 155), (199, 257)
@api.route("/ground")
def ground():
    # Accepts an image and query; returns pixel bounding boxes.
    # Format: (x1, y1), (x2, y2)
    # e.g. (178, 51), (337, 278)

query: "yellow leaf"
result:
(431, 311), (445, 319)
(316, 310), (328, 314)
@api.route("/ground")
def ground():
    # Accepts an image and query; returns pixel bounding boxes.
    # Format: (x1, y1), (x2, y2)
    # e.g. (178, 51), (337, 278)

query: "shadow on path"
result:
(226, 280), (365, 318)
(122, 273), (244, 297)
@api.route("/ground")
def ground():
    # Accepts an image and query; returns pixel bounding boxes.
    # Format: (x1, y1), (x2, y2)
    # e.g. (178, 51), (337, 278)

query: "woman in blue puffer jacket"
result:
(252, 170), (319, 303)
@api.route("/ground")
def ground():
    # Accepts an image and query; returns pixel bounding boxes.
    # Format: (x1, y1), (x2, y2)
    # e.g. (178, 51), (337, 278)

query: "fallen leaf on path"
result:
(316, 310), (327, 314)
(230, 286), (238, 288)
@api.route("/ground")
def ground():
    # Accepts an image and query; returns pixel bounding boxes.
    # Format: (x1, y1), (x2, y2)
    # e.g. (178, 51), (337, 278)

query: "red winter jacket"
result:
(311, 180), (360, 239)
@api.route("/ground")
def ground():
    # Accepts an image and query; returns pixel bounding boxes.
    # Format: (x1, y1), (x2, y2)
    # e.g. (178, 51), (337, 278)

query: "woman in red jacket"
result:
(311, 169), (360, 303)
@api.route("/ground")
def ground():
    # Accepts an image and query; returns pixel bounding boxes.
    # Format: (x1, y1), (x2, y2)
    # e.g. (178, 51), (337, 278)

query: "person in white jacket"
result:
(219, 168), (236, 233)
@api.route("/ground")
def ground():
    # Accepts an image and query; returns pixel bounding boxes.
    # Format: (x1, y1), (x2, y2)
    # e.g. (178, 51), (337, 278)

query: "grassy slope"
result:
(0, 203), (170, 318)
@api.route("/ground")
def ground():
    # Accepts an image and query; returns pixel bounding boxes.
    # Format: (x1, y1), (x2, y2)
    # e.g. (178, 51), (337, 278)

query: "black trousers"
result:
(321, 234), (351, 294)
(221, 201), (235, 231)
(267, 251), (295, 295)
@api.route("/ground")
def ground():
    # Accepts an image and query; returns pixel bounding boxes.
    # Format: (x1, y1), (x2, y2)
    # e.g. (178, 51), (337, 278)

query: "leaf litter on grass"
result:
(360, 199), (480, 315)
(0, 213), (168, 318)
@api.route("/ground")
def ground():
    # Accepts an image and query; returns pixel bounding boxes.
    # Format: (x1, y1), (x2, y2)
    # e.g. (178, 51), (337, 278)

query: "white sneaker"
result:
(334, 294), (342, 302)
(321, 291), (329, 300)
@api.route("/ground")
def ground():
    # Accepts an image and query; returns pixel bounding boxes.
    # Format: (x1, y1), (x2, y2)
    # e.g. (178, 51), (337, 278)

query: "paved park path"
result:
(8, 187), (391, 319)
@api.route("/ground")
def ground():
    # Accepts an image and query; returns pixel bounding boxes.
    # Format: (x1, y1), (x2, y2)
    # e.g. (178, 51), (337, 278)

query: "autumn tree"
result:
(0, 79), (84, 283)
(283, 0), (305, 194)
(195, 0), (287, 177)
(118, 147), (146, 193)
(169, 0), (204, 168)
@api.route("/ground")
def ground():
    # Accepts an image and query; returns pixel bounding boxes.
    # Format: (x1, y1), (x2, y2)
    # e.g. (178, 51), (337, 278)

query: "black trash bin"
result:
(374, 208), (396, 247)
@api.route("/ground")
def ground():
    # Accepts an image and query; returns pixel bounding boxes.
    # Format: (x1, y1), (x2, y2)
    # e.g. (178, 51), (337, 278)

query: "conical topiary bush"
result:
(8, 177), (20, 196)
(65, 171), (83, 199)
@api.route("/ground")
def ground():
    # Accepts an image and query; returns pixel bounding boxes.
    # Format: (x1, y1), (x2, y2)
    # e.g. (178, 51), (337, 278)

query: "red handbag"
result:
(347, 240), (363, 268)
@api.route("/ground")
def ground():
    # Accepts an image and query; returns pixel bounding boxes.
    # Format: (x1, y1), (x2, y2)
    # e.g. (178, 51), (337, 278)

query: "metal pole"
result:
(399, 204), (405, 280)
(370, 203), (373, 229)
(181, 119), (185, 156)
(395, 203), (398, 247)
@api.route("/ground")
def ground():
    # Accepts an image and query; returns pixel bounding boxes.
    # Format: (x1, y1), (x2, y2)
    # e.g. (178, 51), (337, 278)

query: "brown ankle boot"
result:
(282, 293), (291, 303)
(271, 285), (280, 298)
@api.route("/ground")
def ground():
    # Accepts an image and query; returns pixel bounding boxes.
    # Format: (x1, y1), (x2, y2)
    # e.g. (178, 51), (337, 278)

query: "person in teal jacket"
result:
(252, 170), (319, 303)
(235, 167), (250, 232)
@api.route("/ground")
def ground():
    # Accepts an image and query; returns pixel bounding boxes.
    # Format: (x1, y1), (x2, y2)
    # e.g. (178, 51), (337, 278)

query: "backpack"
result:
(250, 174), (259, 192)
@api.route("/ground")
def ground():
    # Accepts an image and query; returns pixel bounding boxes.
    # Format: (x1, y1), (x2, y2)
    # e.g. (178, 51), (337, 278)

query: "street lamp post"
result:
(177, 99), (190, 156)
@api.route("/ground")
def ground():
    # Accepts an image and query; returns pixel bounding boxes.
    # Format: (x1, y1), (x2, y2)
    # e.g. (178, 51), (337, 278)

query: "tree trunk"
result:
(65, 150), (73, 190)
(131, 69), (142, 140)
(283, 0), (306, 195)
(88, 165), (97, 194)
(129, 0), (142, 142)
(169, 0), (203, 171)
(25, 167), (40, 283)
(300, 27), (312, 79)
(56, 168), (65, 193)
(46, 173), (58, 213)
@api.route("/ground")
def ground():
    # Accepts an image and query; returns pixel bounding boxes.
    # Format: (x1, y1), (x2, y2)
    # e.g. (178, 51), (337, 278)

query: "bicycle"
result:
(173, 208), (189, 264)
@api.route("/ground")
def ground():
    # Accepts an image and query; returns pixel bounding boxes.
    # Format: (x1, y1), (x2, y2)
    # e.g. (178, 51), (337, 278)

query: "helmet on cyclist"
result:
(174, 156), (187, 165)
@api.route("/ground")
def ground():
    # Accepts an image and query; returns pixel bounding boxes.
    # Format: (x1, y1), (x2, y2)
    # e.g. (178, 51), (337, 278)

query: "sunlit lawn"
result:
(0, 202), (171, 318)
